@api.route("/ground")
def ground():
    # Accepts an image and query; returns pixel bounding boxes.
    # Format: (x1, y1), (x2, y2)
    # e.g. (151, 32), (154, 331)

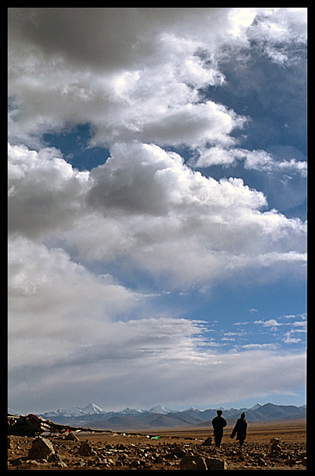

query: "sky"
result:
(8, 8), (307, 414)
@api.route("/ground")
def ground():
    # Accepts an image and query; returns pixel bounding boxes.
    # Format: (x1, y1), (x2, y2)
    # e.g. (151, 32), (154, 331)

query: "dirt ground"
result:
(7, 418), (306, 470)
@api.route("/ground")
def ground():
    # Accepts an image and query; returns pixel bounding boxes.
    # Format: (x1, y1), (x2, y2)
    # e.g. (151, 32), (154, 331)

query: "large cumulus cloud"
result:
(9, 142), (306, 288)
(8, 8), (306, 149)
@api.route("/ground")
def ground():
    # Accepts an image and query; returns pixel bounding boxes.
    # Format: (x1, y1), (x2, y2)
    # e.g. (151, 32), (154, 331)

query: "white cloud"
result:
(242, 150), (307, 176)
(192, 147), (238, 168)
(242, 343), (278, 349)
(254, 319), (281, 327)
(8, 143), (89, 238)
(9, 297), (306, 411)
(283, 313), (306, 320)
(85, 143), (306, 286)
(282, 315), (306, 345)
(87, 142), (266, 216)
(9, 8), (260, 76)
(8, 54), (243, 150)
(9, 8), (246, 149)
(8, 237), (163, 413)
(291, 321), (307, 328)
(9, 142), (306, 288)
(247, 8), (307, 56)
(8, 236), (140, 346)
(283, 331), (302, 344)
(232, 8), (307, 68)
(9, 8), (306, 149)
(192, 147), (307, 177)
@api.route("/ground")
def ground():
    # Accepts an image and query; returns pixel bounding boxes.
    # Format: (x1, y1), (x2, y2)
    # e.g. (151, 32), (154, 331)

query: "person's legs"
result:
(214, 431), (222, 448)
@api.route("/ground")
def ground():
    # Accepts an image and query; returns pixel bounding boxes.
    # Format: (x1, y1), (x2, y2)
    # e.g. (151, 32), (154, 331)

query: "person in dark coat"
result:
(230, 412), (247, 447)
(211, 409), (227, 448)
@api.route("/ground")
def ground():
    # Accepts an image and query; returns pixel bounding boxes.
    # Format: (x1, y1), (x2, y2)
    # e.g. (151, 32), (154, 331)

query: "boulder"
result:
(171, 445), (185, 457)
(202, 436), (212, 446)
(28, 436), (55, 460)
(270, 438), (280, 445)
(77, 440), (96, 456)
(180, 455), (208, 470)
(65, 431), (79, 441)
(271, 444), (281, 453)
(257, 457), (267, 466)
(48, 453), (67, 467)
(205, 457), (228, 470)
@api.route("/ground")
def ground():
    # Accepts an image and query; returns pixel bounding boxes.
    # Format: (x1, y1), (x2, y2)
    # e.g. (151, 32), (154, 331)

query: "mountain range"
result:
(35, 402), (306, 430)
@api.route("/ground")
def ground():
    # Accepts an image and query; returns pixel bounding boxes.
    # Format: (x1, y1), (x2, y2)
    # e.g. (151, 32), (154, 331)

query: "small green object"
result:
(150, 435), (162, 440)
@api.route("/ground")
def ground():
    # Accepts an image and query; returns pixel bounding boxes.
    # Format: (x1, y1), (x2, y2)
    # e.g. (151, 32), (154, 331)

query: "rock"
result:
(47, 453), (68, 467)
(65, 431), (79, 441)
(77, 440), (96, 456)
(26, 459), (41, 465)
(130, 459), (141, 468)
(28, 436), (55, 460)
(180, 455), (208, 470)
(257, 457), (267, 466)
(202, 436), (212, 446)
(47, 453), (59, 462)
(270, 438), (282, 455)
(271, 443), (282, 454)
(270, 438), (280, 445)
(205, 457), (228, 470)
(9, 458), (23, 466)
(55, 460), (68, 468)
(171, 445), (185, 457)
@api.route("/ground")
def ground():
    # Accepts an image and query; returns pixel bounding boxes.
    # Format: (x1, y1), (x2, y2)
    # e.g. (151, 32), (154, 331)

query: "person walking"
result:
(212, 409), (227, 448)
(230, 412), (247, 447)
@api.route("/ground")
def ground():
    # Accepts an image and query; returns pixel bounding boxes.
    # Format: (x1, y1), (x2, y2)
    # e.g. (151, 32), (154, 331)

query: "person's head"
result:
(241, 412), (245, 419)
(217, 409), (223, 416)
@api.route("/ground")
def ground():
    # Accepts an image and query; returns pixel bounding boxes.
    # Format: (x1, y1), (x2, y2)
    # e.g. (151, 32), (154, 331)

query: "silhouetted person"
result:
(230, 412), (247, 447)
(212, 409), (227, 448)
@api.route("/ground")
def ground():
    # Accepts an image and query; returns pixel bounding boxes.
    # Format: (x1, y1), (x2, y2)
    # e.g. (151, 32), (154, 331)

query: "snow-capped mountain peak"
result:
(120, 407), (143, 415)
(148, 404), (172, 414)
(80, 403), (104, 414)
(41, 403), (104, 418)
(54, 407), (83, 417)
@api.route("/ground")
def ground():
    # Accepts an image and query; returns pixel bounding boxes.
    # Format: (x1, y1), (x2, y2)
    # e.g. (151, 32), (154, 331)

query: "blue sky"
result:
(8, 8), (306, 413)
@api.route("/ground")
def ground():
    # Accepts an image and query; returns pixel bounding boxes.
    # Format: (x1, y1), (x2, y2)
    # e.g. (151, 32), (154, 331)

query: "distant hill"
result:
(197, 403), (306, 427)
(35, 402), (306, 430)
